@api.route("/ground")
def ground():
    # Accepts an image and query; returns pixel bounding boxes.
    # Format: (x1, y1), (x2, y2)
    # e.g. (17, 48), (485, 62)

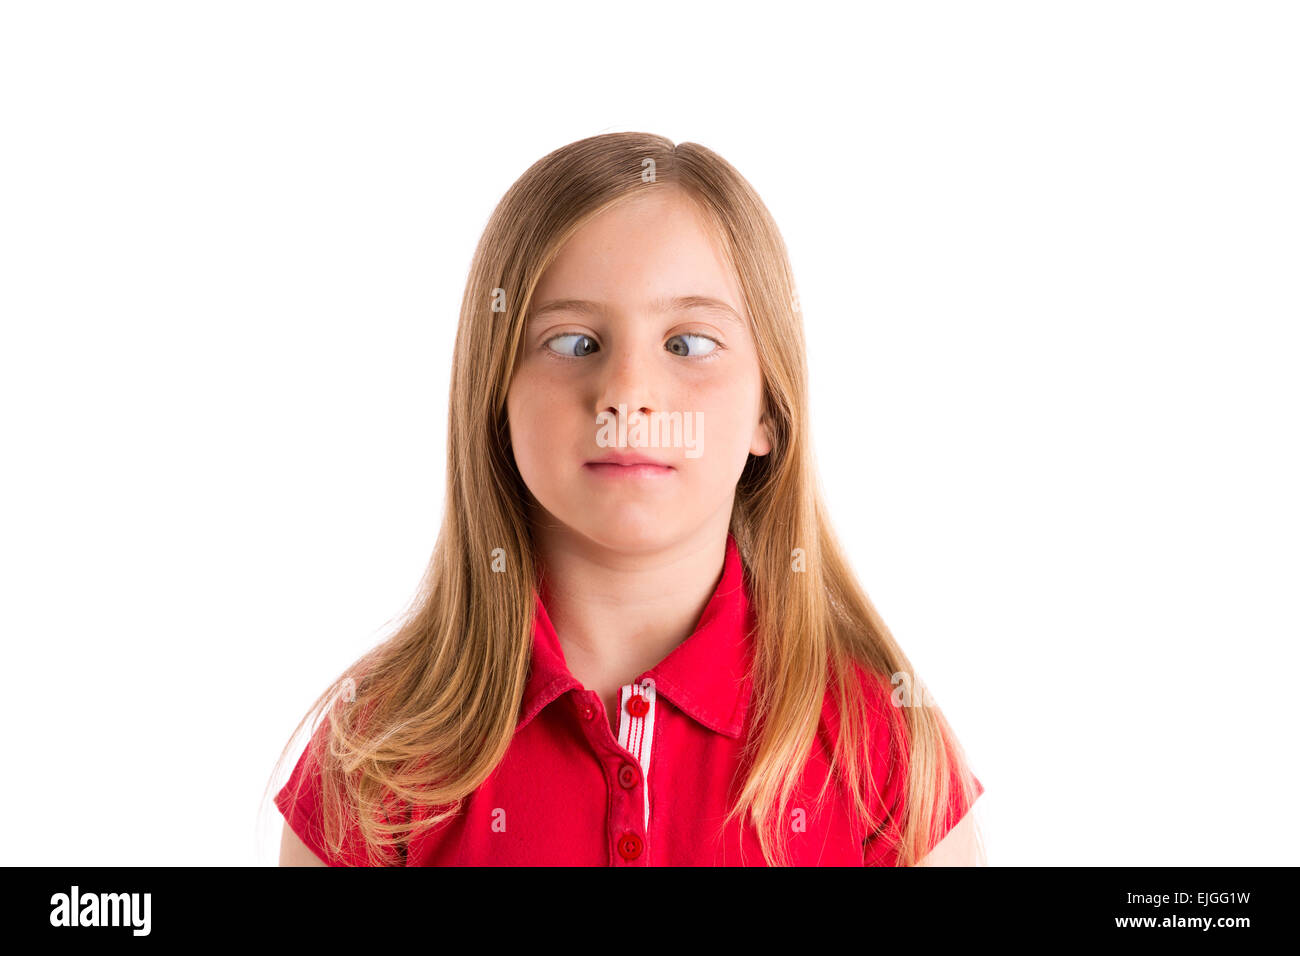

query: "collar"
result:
(518, 532), (755, 739)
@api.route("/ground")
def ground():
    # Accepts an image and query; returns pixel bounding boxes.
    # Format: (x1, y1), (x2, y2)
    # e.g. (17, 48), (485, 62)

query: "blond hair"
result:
(264, 132), (983, 866)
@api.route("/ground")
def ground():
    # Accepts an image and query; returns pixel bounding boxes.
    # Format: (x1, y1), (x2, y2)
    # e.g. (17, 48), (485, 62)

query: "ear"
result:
(750, 414), (773, 457)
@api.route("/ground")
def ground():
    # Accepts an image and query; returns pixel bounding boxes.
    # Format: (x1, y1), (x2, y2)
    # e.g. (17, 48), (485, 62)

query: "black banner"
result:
(9, 866), (1284, 941)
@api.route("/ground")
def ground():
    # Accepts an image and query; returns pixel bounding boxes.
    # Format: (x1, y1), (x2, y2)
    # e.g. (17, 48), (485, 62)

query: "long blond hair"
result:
(264, 132), (983, 866)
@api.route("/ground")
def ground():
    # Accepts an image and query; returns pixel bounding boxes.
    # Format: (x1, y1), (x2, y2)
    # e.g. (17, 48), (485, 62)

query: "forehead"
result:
(530, 189), (746, 321)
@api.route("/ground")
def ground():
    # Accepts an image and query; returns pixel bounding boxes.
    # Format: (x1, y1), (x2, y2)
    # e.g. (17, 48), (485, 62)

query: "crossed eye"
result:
(545, 332), (719, 358)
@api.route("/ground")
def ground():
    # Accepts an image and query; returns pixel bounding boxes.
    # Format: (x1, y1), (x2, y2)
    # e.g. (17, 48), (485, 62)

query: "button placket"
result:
(614, 679), (657, 844)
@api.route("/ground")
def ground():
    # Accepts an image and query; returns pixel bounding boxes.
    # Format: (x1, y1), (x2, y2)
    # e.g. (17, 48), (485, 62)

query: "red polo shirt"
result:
(275, 533), (983, 865)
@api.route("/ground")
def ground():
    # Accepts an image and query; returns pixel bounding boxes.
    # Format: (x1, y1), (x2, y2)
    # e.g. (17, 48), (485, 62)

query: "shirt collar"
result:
(518, 532), (755, 739)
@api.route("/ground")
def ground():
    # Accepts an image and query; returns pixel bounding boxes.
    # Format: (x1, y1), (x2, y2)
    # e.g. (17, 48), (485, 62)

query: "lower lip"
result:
(584, 462), (675, 479)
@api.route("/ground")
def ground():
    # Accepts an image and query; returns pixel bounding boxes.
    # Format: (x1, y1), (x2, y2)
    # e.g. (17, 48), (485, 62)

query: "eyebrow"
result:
(527, 295), (744, 326)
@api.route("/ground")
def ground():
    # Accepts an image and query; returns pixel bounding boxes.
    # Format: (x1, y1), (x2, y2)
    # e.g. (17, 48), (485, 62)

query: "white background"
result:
(2, 1), (1295, 866)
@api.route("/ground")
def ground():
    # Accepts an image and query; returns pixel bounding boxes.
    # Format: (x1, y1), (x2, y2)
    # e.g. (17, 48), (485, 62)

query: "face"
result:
(506, 187), (771, 555)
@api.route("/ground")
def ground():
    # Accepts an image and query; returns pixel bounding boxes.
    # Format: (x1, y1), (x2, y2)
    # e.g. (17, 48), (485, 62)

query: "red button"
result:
(618, 763), (638, 788)
(626, 695), (649, 717)
(617, 832), (643, 860)
(580, 703), (595, 720)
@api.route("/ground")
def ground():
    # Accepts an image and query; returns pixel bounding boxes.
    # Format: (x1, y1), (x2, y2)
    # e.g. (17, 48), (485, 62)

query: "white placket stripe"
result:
(616, 681), (656, 832)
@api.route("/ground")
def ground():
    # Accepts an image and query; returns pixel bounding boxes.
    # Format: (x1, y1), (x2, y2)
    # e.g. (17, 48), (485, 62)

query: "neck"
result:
(532, 518), (732, 699)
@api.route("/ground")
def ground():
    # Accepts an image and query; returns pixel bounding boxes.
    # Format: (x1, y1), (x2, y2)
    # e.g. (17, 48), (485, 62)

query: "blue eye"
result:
(542, 331), (721, 360)
(544, 333), (599, 357)
(666, 333), (719, 358)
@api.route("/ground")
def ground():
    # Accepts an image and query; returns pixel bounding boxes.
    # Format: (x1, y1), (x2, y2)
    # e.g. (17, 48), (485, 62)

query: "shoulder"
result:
(279, 818), (328, 866)
(273, 709), (391, 867)
(818, 658), (910, 810)
(914, 811), (983, 866)
(835, 659), (986, 864)
(820, 658), (908, 758)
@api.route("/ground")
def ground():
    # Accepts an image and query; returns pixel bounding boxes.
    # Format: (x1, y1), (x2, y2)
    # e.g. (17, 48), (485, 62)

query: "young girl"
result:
(268, 131), (985, 867)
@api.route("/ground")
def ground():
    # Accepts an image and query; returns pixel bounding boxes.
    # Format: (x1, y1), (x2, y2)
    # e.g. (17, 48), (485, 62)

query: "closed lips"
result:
(587, 456), (672, 467)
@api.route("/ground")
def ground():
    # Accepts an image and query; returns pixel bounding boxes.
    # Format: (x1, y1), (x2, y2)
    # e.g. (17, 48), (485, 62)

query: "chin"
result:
(572, 517), (682, 554)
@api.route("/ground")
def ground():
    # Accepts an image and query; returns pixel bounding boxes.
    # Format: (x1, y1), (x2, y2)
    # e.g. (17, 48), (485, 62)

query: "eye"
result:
(543, 333), (599, 358)
(666, 333), (720, 358)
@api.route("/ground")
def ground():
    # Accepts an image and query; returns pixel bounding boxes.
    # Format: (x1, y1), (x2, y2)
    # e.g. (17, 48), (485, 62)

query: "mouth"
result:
(583, 456), (676, 479)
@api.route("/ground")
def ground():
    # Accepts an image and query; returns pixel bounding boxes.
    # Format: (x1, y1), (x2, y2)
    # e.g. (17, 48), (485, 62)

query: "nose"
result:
(594, 337), (661, 421)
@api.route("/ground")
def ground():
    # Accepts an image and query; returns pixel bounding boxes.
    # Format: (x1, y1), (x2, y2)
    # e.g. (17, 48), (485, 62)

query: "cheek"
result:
(508, 372), (575, 483)
(696, 383), (761, 451)
(676, 401), (756, 487)
(506, 382), (541, 468)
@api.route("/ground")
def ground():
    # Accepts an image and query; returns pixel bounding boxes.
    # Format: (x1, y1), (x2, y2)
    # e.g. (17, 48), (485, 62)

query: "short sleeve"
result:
(275, 715), (386, 867)
(858, 671), (983, 866)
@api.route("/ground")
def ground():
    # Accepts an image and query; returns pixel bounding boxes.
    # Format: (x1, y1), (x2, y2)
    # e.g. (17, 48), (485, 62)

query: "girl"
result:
(268, 131), (985, 866)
